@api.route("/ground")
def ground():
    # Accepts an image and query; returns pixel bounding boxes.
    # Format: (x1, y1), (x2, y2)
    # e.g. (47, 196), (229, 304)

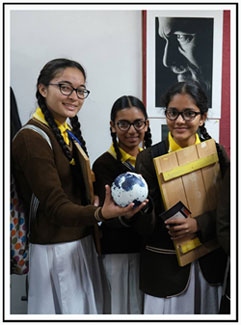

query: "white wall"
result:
(11, 9), (143, 164)
(10, 8), (142, 314)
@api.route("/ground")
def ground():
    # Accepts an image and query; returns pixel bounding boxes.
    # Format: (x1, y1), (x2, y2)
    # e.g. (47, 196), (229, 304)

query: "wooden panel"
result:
(74, 141), (101, 255)
(177, 145), (206, 217)
(162, 154), (218, 181)
(196, 141), (221, 211)
(154, 152), (188, 209)
(153, 139), (221, 266)
(175, 239), (219, 267)
(74, 141), (94, 203)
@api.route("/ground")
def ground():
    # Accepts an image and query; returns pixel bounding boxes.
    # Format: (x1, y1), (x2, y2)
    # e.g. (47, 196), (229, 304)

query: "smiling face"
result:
(111, 107), (149, 156)
(166, 93), (207, 147)
(38, 67), (86, 124)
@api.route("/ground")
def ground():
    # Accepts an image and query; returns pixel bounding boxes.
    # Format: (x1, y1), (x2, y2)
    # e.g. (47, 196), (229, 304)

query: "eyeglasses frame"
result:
(165, 109), (201, 122)
(48, 83), (90, 99)
(116, 119), (147, 132)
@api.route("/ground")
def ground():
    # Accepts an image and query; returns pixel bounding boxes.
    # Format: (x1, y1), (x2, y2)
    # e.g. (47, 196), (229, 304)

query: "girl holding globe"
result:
(12, 59), (147, 314)
(92, 95), (152, 314)
(134, 81), (230, 314)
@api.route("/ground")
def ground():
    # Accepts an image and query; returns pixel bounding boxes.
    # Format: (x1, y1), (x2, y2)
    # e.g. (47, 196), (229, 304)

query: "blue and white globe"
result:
(111, 172), (148, 207)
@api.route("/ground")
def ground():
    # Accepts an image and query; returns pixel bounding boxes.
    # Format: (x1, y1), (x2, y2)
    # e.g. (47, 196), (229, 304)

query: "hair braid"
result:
(37, 95), (73, 162)
(144, 126), (152, 148)
(215, 143), (227, 177)
(110, 128), (122, 162)
(70, 116), (89, 156)
(199, 123), (211, 141)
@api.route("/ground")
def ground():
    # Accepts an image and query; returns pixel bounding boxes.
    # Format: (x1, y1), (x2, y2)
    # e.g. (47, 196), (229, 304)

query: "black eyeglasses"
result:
(165, 108), (201, 121)
(48, 83), (90, 99)
(116, 119), (146, 132)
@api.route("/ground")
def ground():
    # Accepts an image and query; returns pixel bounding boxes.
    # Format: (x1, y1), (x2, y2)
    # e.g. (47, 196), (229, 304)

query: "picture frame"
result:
(143, 10), (224, 119)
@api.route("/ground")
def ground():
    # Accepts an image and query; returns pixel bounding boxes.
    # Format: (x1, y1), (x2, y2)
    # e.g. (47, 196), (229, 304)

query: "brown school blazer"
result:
(93, 151), (142, 254)
(12, 119), (98, 245)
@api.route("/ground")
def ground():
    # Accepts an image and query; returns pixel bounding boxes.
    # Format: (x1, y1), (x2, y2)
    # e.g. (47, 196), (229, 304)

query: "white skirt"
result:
(27, 235), (104, 314)
(101, 253), (143, 314)
(144, 261), (222, 314)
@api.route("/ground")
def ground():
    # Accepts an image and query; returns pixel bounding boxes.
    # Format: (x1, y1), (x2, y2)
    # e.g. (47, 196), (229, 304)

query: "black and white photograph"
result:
(145, 10), (224, 118)
(155, 16), (214, 108)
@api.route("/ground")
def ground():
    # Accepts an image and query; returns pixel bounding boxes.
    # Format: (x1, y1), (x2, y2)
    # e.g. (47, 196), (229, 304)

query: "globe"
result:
(111, 171), (148, 207)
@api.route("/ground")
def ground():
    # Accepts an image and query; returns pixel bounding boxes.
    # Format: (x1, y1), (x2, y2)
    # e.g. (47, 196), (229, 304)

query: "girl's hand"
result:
(101, 185), (148, 219)
(93, 195), (99, 207)
(165, 217), (198, 240)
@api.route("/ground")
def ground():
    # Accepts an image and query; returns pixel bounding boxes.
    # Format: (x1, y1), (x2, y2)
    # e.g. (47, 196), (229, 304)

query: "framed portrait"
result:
(143, 10), (223, 119)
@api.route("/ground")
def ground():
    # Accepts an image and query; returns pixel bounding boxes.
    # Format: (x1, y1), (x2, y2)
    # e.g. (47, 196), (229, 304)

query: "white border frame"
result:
(2, 2), (238, 323)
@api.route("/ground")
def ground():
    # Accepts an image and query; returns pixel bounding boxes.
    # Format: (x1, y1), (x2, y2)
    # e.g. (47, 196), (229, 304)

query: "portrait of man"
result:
(155, 17), (214, 107)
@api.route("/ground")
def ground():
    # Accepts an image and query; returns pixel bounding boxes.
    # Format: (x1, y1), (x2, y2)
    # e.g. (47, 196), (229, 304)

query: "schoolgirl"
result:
(135, 81), (229, 314)
(92, 95), (152, 313)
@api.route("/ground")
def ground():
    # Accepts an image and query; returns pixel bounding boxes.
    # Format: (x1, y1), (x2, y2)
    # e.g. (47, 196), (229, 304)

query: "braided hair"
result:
(36, 58), (89, 160)
(110, 95), (152, 163)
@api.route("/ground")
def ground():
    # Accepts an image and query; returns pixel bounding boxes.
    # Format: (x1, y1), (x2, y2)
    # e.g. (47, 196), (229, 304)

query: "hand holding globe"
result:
(101, 181), (148, 220)
(111, 172), (149, 207)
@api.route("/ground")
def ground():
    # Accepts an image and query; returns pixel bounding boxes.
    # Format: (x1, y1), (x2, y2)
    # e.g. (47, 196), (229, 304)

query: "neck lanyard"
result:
(122, 161), (135, 171)
(66, 129), (82, 147)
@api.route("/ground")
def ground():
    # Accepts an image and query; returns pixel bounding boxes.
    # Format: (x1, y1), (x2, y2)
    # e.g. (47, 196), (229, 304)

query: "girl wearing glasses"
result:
(92, 95), (152, 314)
(134, 81), (229, 314)
(12, 59), (147, 314)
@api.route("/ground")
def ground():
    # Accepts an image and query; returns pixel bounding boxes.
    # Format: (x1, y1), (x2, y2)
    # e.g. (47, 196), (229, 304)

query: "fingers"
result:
(165, 218), (187, 240)
(102, 185), (149, 219)
(120, 199), (149, 218)
(165, 218), (186, 226)
(165, 217), (198, 240)
(168, 229), (187, 240)
(104, 184), (111, 197)
(93, 195), (99, 207)
(103, 184), (111, 203)
(105, 184), (110, 193)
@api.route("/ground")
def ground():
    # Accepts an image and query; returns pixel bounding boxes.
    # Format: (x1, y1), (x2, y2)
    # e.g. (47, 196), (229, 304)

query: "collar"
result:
(168, 132), (201, 152)
(108, 143), (142, 168)
(33, 107), (71, 145)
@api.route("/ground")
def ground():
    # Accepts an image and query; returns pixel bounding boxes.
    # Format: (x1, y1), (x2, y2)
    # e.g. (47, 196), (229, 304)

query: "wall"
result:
(11, 9), (143, 164)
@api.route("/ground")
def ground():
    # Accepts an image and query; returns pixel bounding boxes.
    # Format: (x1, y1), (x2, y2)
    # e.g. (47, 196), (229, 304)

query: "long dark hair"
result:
(110, 95), (152, 162)
(161, 81), (211, 141)
(36, 58), (88, 159)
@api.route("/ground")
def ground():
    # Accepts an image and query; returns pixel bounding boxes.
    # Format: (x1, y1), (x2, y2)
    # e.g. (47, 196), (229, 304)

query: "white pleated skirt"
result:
(144, 261), (222, 314)
(101, 253), (143, 314)
(27, 235), (104, 314)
